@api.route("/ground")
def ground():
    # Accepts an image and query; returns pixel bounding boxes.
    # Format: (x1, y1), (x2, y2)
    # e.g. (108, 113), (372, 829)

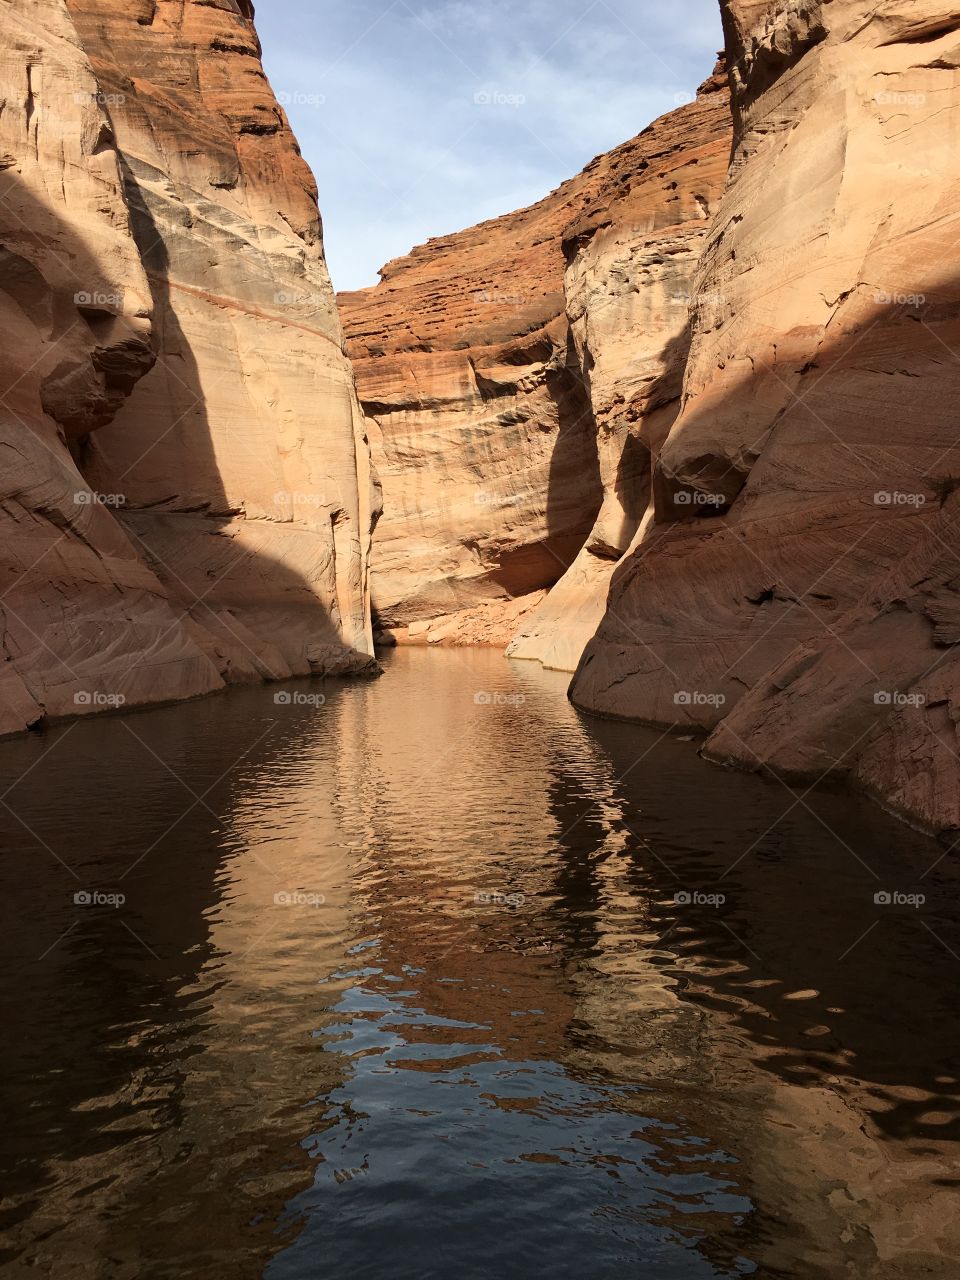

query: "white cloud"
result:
(257, 0), (724, 290)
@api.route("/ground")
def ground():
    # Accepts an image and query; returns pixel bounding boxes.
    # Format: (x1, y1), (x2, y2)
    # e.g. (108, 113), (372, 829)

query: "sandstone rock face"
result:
(0, 0), (221, 736)
(508, 71), (731, 670)
(0, 0), (375, 737)
(65, 0), (377, 684)
(339, 151), (608, 642)
(571, 0), (960, 834)
(341, 74), (730, 651)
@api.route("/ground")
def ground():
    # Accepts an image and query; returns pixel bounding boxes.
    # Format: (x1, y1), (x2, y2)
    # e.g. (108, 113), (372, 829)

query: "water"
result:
(1, 648), (959, 1280)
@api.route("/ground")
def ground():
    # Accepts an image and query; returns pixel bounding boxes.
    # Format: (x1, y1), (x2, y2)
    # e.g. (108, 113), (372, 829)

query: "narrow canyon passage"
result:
(2, 651), (958, 1279)
(3, 0), (960, 1275)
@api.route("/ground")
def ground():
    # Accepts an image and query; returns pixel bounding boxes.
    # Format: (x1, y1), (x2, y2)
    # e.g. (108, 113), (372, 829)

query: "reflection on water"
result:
(1, 648), (959, 1279)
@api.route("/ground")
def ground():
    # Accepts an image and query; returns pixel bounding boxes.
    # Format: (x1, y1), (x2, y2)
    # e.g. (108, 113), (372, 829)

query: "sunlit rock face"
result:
(340, 70), (731, 650)
(339, 174), (604, 645)
(0, 0), (377, 737)
(571, 0), (960, 833)
(63, 0), (377, 683)
(0, 0), (221, 735)
(507, 68), (731, 671)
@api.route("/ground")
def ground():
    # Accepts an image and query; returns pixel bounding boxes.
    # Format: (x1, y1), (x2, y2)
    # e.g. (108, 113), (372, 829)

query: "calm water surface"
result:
(1, 649), (959, 1279)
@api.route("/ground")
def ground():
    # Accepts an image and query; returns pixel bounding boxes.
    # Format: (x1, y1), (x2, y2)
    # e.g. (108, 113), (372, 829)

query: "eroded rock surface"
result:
(571, 0), (960, 833)
(65, 0), (377, 683)
(0, 0), (376, 737)
(339, 145), (609, 641)
(341, 72), (730, 652)
(0, 0), (221, 735)
(508, 69), (731, 670)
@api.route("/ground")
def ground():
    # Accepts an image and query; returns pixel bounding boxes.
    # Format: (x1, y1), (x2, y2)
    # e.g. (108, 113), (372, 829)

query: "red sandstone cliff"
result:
(508, 69), (731, 670)
(340, 70), (730, 650)
(340, 162), (604, 645)
(66, 0), (378, 682)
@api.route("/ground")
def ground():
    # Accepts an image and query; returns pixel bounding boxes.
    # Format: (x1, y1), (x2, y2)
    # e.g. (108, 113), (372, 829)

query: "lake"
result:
(2, 648), (958, 1279)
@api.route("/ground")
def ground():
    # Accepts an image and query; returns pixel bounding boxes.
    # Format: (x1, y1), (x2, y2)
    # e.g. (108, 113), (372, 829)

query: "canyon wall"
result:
(0, 0), (375, 736)
(344, 0), (960, 833)
(571, 0), (960, 833)
(339, 162), (605, 647)
(65, 0), (377, 682)
(339, 73), (730, 649)
(0, 0), (221, 735)
(508, 70), (730, 670)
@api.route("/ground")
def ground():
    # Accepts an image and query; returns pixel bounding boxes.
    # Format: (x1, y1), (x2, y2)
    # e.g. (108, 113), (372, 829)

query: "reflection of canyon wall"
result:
(571, 0), (960, 834)
(0, 0), (375, 739)
(0, 701), (351, 1279)
(339, 71), (730, 649)
(325, 649), (960, 1277)
(5, 651), (960, 1275)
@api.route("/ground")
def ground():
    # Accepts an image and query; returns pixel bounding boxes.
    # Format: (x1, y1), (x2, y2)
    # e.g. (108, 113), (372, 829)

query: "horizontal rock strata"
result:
(340, 178), (603, 644)
(342, 72), (729, 653)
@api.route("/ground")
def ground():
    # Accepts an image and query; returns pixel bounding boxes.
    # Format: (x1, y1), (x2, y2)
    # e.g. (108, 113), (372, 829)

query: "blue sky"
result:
(256, 0), (724, 291)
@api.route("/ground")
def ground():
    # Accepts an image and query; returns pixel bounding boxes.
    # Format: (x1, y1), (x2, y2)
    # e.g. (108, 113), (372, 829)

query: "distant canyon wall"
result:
(508, 68), (730, 670)
(340, 67), (731, 652)
(0, 0), (375, 736)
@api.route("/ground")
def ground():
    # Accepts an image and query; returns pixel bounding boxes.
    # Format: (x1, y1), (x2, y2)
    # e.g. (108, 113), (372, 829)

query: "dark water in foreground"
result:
(2, 648), (960, 1280)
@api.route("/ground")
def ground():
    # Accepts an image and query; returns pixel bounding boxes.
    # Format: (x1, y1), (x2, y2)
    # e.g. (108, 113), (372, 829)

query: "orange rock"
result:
(64, 0), (378, 683)
(340, 70), (730, 648)
(571, 0), (960, 833)
(0, 0), (221, 733)
(509, 68), (731, 669)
